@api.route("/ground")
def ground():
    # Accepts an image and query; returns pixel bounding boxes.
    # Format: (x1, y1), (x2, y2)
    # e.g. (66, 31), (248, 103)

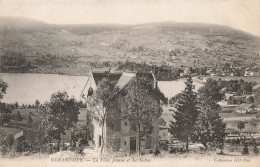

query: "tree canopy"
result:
(170, 75), (199, 152)
(237, 121), (245, 132)
(123, 76), (162, 155)
(0, 79), (7, 100)
(46, 91), (79, 150)
(193, 78), (226, 150)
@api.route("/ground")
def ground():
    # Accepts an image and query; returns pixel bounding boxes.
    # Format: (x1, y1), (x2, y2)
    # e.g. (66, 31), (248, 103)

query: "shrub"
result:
(4, 134), (14, 149)
(154, 149), (161, 156)
(242, 143), (249, 155)
(14, 141), (24, 152)
(253, 145), (259, 155)
(61, 145), (67, 151)
(169, 147), (177, 154)
(1, 145), (7, 155)
(159, 140), (169, 151)
(229, 147), (235, 152)
(76, 147), (84, 156)
(149, 150), (153, 154)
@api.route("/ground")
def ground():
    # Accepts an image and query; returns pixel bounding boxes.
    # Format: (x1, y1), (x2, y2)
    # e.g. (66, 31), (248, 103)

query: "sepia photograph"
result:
(0, 0), (260, 167)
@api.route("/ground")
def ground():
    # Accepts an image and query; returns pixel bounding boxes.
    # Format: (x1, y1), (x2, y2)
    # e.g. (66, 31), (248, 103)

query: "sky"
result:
(0, 0), (260, 36)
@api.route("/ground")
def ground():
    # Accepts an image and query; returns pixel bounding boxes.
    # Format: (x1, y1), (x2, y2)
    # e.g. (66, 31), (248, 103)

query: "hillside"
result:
(0, 17), (260, 75)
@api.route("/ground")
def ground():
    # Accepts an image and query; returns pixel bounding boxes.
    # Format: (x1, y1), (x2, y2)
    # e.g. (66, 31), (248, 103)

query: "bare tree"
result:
(123, 77), (162, 155)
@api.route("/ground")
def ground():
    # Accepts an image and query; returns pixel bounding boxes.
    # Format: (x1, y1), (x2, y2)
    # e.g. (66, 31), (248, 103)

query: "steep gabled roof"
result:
(253, 84), (260, 90)
(136, 71), (155, 80)
(88, 70), (166, 103)
(229, 95), (247, 101)
(14, 131), (24, 140)
(115, 72), (136, 90)
(236, 103), (254, 110)
(92, 71), (122, 87)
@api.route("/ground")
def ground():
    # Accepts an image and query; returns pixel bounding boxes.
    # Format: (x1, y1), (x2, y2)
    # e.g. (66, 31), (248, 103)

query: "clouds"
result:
(0, 0), (259, 36)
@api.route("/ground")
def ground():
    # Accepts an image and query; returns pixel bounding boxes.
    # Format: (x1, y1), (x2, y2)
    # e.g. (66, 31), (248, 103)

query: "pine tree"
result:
(242, 142), (249, 155)
(16, 111), (22, 121)
(237, 121), (245, 135)
(35, 100), (40, 108)
(193, 106), (226, 150)
(193, 78), (226, 151)
(169, 75), (199, 152)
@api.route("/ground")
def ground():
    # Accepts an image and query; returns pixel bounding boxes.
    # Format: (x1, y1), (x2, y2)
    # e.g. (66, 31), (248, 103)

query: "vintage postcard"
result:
(0, 0), (260, 167)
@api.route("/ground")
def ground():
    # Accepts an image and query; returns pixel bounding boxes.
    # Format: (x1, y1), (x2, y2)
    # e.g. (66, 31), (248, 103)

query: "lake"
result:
(0, 73), (205, 105)
(0, 73), (88, 105)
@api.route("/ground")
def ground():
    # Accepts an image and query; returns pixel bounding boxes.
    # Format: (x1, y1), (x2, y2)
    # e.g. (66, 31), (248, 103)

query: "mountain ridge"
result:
(0, 16), (258, 39)
(0, 17), (260, 75)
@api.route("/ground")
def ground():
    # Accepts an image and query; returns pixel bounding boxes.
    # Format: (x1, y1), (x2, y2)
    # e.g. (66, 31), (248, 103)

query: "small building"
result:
(210, 73), (218, 77)
(230, 72), (239, 76)
(183, 68), (191, 76)
(73, 125), (87, 142)
(159, 106), (175, 140)
(13, 131), (27, 152)
(227, 95), (247, 105)
(14, 131), (24, 141)
(60, 130), (72, 145)
(244, 71), (253, 76)
(159, 125), (170, 140)
(252, 84), (260, 94)
(236, 103), (255, 114)
(252, 72), (260, 77)
(171, 56), (177, 60)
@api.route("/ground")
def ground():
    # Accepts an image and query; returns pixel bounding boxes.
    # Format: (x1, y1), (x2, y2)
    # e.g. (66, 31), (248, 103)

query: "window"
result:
(99, 135), (102, 147)
(113, 138), (121, 151)
(124, 121), (128, 126)
(113, 119), (121, 131)
(145, 135), (152, 149)
(124, 141), (126, 145)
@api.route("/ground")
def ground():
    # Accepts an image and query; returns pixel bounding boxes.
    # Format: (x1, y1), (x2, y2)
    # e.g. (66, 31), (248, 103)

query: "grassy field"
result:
(220, 111), (260, 134)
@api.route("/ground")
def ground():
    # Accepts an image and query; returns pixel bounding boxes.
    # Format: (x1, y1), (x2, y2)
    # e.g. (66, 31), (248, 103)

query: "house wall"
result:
(92, 116), (106, 151)
(87, 72), (160, 154)
(105, 119), (159, 155)
(105, 94), (160, 155)
(86, 74), (103, 150)
(60, 130), (72, 144)
(227, 96), (247, 105)
(82, 74), (98, 97)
